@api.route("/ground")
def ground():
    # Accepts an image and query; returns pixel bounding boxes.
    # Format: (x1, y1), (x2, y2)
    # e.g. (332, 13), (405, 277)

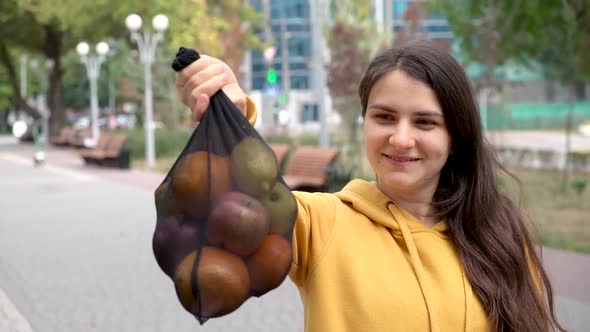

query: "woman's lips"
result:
(383, 154), (420, 167)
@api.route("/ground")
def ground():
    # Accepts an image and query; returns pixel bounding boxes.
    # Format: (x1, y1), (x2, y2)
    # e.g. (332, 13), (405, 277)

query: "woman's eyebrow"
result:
(367, 103), (396, 112)
(415, 111), (444, 118)
(368, 104), (443, 118)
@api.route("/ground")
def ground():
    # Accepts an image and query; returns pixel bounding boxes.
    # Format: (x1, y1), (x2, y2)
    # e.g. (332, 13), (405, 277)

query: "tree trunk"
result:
(561, 81), (576, 192)
(43, 25), (64, 136)
(0, 41), (42, 119)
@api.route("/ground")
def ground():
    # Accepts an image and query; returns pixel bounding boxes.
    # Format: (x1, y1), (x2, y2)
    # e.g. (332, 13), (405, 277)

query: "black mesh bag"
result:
(152, 47), (297, 324)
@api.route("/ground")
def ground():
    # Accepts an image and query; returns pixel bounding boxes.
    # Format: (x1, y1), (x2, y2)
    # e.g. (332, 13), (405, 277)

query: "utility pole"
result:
(280, 8), (291, 105)
(385, 0), (393, 45)
(310, 0), (329, 147)
(375, 0), (384, 34)
(19, 55), (28, 121)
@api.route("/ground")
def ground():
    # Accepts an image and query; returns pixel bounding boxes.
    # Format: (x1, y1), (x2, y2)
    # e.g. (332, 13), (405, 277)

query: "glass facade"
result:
(250, 0), (313, 91)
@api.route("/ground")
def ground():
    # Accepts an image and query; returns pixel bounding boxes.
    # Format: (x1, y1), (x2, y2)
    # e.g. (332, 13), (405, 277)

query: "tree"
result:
(325, 0), (389, 172)
(167, 0), (265, 75)
(427, 0), (538, 91)
(0, 0), (264, 135)
(528, 0), (590, 190)
(431, 0), (590, 190)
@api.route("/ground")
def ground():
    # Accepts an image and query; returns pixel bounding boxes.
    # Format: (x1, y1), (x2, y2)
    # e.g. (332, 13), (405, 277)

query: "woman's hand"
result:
(175, 55), (247, 122)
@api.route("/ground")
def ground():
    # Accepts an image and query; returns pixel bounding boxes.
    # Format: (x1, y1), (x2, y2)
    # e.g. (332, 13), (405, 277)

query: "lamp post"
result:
(76, 41), (110, 145)
(29, 58), (54, 144)
(125, 13), (169, 168)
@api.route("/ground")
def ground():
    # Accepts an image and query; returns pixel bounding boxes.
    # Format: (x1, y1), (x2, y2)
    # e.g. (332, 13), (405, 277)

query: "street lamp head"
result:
(76, 42), (90, 56)
(96, 41), (110, 55)
(152, 14), (169, 32)
(45, 59), (54, 70)
(125, 14), (143, 31)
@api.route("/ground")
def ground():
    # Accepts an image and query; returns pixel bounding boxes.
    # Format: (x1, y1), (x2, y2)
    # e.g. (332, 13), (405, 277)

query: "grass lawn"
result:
(500, 168), (590, 253)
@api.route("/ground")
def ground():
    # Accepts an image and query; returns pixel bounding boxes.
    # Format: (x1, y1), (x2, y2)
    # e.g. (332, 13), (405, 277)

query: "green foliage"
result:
(119, 127), (192, 160)
(0, 66), (11, 111)
(0, 0), (264, 132)
(428, 0), (590, 82)
(571, 178), (587, 196)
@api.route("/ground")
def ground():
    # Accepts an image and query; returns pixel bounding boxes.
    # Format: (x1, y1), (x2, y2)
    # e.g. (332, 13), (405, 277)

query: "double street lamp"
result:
(76, 41), (110, 145)
(125, 13), (169, 168)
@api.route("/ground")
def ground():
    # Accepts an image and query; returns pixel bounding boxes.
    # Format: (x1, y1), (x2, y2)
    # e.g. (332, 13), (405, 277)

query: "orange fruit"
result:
(246, 234), (292, 296)
(174, 247), (250, 318)
(170, 151), (231, 219)
(154, 181), (180, 220)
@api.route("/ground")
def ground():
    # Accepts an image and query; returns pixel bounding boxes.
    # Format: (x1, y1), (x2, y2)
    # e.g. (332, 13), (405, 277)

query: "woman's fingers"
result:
(222, 83), (247, 116)
(192, 94), (209, 122)
(176, 54), (247, 121)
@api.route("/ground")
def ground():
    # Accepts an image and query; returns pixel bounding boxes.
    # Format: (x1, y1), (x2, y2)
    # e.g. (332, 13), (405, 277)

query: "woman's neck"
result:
(377, 181), (439, 227)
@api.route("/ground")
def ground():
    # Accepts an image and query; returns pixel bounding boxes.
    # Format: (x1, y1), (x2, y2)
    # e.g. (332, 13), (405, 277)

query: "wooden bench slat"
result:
(282, 146), (340, 191)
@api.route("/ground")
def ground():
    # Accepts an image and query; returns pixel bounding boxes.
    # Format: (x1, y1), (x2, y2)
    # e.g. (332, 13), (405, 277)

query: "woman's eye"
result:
(417, 119), (437, 126)
(375, 114), (393, 120)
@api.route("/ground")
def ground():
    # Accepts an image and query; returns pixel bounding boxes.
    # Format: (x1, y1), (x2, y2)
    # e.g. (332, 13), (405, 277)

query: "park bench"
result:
(50, 127), (76, 146)
(281, 146), (340, 192)
(68, 128), (91, 148)
(79, 133), (130, 169)
(269, 144), (290, 170)
(79, 132), (111, 163)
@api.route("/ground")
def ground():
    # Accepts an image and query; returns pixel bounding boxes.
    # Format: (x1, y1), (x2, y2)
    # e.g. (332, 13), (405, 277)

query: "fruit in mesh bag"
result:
(246, 234), (292, 296)
(174, 247), (250, 318)
(207, 191), (270, 257)
(260, 181), (297, 235)
(171, 151), (231, 219)
(230, 137), (278, 198)
(154, 181), (180, 219)
(152, 215), (200, 278)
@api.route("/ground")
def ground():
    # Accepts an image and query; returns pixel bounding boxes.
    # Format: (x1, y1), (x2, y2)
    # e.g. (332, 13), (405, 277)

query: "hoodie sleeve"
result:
(245, 96), (257, 125)
(289, 191), (339, 286)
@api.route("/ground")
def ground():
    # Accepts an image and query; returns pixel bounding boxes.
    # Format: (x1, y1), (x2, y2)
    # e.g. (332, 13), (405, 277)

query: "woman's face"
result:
(364, 70), (451, 199)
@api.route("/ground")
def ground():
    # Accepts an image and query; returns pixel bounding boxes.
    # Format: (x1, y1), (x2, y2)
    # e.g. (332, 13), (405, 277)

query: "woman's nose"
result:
(388, 123), (415, 149)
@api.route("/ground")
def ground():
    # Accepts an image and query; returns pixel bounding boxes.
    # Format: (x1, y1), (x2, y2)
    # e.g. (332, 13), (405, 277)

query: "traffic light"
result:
(266, 68), (278, 84)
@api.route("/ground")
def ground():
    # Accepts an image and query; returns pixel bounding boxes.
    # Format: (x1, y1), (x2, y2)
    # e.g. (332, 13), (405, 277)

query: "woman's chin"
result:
(378, 174), (417, 193)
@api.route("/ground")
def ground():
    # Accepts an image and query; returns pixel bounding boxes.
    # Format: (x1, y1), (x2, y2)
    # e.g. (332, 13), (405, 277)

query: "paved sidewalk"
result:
(0, 139), (303, 332)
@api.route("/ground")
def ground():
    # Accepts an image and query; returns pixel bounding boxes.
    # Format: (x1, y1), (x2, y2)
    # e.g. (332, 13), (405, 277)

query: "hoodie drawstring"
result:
(388, 203), (440, 332)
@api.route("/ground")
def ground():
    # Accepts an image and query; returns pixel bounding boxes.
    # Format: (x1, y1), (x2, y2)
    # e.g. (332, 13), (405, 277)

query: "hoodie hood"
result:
(335, 179), (456, 332)
(335, 179), (449, 235)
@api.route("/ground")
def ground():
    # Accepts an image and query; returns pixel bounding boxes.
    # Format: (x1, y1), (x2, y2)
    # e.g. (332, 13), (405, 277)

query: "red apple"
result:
(207, 191), (270, 257)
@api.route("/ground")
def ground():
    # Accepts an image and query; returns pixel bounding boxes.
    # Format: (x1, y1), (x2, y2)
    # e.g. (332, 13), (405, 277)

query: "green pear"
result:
(260, 181), (298, 235)
(231, 137), (278, 198)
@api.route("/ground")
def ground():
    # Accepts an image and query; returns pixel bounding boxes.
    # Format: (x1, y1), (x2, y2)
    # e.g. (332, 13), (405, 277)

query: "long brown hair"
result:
(359, 41), (566, 332)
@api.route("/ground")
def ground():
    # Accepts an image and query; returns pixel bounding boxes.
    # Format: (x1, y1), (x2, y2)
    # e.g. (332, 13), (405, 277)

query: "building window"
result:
(576, 81), (587, 101)
(253, 78), (265, 90)
(301, 103), (319, 122)
(291, 75), (309, 89)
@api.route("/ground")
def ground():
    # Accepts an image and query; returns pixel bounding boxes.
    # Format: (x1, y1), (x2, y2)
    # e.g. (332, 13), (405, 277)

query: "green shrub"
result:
(571, 178), (587, 196)
(568, 151), (590, 171)
(118, 127), (192, 160)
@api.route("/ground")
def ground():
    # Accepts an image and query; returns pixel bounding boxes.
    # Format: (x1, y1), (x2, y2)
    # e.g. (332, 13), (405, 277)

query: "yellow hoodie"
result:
(242, 100), (490, 331)
(290, 180), (491, 332)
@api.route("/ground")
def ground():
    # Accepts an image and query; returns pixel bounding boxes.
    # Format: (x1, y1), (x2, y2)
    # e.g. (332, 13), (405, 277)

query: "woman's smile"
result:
(382, 154), (421, 168)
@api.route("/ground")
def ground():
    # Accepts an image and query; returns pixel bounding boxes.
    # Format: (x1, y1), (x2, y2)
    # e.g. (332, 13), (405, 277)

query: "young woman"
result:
(175, 41), (565, 332)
